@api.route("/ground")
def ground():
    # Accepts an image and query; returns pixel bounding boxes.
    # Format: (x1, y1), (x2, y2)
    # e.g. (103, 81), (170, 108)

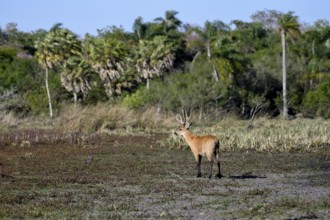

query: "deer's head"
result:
(175, 110), (192, 136)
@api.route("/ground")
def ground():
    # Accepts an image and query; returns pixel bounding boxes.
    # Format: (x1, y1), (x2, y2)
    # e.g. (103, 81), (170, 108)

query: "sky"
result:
(1, 0), (330, 37)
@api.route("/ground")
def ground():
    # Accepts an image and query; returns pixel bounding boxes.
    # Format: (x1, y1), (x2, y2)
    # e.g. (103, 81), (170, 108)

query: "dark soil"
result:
(0, 133), (329, 219)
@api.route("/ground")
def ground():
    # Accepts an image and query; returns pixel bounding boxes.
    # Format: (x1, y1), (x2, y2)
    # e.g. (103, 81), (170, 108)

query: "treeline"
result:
(1, 10), (330, 118)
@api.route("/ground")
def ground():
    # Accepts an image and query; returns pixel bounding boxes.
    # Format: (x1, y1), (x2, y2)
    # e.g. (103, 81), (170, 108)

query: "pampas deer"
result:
(175, 110), (222, 179)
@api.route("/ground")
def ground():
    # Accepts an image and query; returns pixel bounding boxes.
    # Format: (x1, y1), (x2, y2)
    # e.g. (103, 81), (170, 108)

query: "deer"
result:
(175, 110), (222, 179)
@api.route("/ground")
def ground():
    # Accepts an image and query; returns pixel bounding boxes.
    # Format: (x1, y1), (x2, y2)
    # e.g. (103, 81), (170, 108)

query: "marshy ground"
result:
(0, 132), (329, 219)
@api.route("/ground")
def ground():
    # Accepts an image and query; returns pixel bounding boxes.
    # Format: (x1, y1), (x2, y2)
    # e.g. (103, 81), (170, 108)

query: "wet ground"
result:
(0, 133), (329, 219)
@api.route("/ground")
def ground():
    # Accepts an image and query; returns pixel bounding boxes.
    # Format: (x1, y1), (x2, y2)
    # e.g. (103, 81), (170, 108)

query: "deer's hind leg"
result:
(194, 154), (202, 178)
(215, 148), (222, 178)
(206, 151), (215, 179)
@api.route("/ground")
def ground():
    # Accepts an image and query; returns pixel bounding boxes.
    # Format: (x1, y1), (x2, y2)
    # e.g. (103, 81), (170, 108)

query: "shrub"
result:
(122, 68), (234, 114)
(304, 76), (330, 118)
(122, 88), (147, 108)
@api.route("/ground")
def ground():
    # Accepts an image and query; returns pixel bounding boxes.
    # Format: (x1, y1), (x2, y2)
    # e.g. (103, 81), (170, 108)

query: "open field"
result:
(0, 131), (329, 219)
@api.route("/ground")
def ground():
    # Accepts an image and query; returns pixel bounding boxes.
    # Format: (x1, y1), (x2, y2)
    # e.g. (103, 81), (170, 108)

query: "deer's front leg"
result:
(195, 154), (202, 178)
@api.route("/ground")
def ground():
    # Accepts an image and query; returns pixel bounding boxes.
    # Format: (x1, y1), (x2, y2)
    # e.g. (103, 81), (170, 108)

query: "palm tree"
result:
(85, 35), (129, 97)
(135, 36), (175, 89)
(154, 10), (182, 34)
(133, 16), (146, 40)
(277, 12), (300, 119)
(35, 24), (81, 117)
(187, 20), (231, 81)
(61, 56), (93, 104)
(35, 37), (55, 117)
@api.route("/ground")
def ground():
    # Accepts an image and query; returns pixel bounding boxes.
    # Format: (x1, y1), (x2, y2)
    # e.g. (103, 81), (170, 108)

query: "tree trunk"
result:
(146, 77), (150, 90)
(45, 67), (53, 118)
(206, 41), (219, 81)
(206, 41), (211, 62)
(312, 39), (315, 56)
(73, 92), (78, 104)
(192, 51), (201, 65)
(281, 30), (288, 119)
(212, 64), (219, 82)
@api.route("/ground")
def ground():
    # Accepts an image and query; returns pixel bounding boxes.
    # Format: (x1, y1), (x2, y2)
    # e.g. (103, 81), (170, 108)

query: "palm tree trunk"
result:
(192, 51), (201, 65)
(206, 41), (211, 62)
(146, 77), (150, 90)
(73, 92), (78, 105)
(206, 41), (219, 81)
(212, 64), (219, 82)
(45, 67), (53, 118)
(281, 30), (288, 119)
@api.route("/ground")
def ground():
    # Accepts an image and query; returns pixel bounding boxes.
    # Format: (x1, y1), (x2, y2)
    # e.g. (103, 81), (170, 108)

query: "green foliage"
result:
(214, 58), (234, 82)
(134, 35), (177, 81)
(303, 76), (330, 118)
(0, 57), (42, 115)
(0, 47), (16, 72)
(84, 83), (109, 105)
(24, 70), (63, 115)
(1, 11), (330, 119)
(25, 88), (48, 115)
(0, 57), (41, 91)
(277, 11), (301, 38)
(122, 88), (148, 108)
(123, 62), (234, 113)
(35, 25), (81, 69)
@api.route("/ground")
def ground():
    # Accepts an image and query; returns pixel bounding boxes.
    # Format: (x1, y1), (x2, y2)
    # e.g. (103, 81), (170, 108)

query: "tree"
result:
(304, 76), (330, 118)
(35, 24), (81, 117)
(302, 21), (330, 90)
(154, 10), (182, 34)
(133, 16), (147, 40)
(134, 36), (176, 90)
(277, 12), (300, 119)
(187, 20), (231, 81)
(61, 56), (94, 104)
(85, 34), (129, 97)
(251, 9), (282, 30)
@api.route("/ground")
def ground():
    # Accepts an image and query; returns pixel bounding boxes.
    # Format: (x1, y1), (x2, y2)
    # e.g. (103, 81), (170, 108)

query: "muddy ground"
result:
(0, 133), (329, 219)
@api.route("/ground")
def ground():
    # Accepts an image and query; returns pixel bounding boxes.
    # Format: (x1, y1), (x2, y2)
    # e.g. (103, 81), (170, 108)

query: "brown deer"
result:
(175, 110), (222, 179)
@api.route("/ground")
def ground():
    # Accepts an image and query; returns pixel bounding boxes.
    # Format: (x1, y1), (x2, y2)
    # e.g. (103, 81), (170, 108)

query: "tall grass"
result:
(57, 104), (176, 134)
(1, 104), (329, 152)
(185, 117), (330, 152)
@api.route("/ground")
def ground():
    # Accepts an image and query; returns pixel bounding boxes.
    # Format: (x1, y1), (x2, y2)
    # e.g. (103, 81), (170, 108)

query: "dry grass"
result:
(1, 106), (329, 219)
(1, 105), (330, 152)
(57, 104), (176, 134)
(213, 117), (330, 152)
(164, 117), (330, 152)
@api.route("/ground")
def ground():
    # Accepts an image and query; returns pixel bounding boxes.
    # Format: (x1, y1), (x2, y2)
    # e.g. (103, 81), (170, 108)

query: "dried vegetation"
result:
(0, 105), (329, 218)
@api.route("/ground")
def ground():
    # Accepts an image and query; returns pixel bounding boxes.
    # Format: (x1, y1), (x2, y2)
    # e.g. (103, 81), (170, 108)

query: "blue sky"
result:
(1, 0), (329, 36)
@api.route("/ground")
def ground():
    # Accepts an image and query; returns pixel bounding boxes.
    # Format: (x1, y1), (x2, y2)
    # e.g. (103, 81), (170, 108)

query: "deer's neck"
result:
(182, 131), (195, 145)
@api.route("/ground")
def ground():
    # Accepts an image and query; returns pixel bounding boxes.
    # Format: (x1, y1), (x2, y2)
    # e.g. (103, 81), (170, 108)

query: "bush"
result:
(0, 47), (16, 73)
(84, 84), (108, 105)
(122, 88), (147, 108)
(303, 76), (330, 118)
(0, 90), (29, 115)
(122, 67), (234, 114)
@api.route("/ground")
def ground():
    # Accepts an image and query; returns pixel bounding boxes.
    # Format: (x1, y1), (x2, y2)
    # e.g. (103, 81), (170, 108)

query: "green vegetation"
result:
(1, 10), (330, 119)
